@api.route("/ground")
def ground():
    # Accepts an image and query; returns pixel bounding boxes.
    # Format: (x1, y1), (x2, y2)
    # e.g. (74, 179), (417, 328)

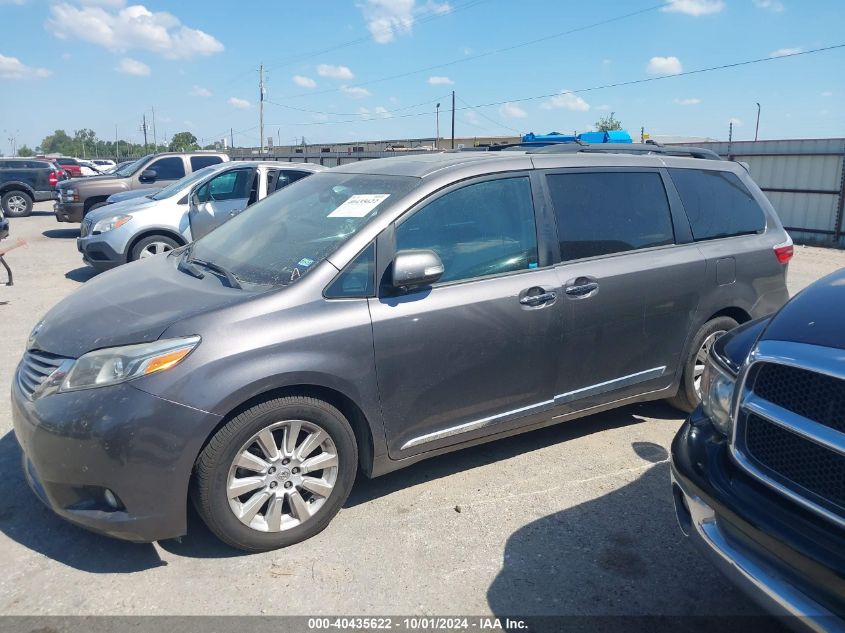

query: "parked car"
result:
(78, 160), (105, 176)
(671, 268), (844, 626)
(0, 157), (69, 217)
(78, 161), (325, 270)
(13, 144), (792, 551)
(51, 157), (84, 178)
(92, 159), (116, 172)
(54, 152), (229, 222)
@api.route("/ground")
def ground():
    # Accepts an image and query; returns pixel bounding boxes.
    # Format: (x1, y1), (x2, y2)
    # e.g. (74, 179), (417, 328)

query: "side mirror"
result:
(391, 249), (444, 290)
(139, 169), (157, 183)
(190, 191), (200, 208)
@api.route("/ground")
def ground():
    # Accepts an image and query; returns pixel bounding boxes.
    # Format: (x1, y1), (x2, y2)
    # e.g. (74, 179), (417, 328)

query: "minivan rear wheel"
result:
(668, 316), (738, 413)
(193, 396), (358, 551)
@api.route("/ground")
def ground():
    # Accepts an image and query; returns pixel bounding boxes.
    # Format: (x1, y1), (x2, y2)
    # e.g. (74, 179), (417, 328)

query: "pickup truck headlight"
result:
(700, 353), (737, 436)
(60, 336), (200, 392)
(92, 214), (132, 233)
(62, 188), (78, 202)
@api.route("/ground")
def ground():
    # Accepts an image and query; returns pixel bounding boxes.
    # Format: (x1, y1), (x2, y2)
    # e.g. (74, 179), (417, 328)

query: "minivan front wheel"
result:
(193, 396), (358, 551)
(668, 316), (738, 413)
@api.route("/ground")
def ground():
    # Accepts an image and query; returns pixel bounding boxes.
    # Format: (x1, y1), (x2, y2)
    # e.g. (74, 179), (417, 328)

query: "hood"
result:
(30, 253), (247, 358)
(58, 174), (119, 188)
(760, 267), (845, 351)
(86, 196), (158, 222)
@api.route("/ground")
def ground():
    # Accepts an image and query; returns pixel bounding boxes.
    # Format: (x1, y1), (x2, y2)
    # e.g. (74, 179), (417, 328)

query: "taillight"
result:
(48, 171), (59, 186)
(774, 238), (794, 264)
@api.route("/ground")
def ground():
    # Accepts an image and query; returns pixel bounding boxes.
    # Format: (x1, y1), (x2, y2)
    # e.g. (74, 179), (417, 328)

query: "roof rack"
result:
(527, 141), (723, 161)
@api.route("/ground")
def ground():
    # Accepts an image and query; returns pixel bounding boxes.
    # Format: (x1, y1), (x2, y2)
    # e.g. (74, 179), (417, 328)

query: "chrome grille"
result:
(17, 349), (70, 398)
(733, 341), (845, 528)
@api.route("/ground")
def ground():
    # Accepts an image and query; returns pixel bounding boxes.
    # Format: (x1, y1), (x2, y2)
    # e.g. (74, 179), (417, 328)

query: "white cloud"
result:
(357, 107), (370, 117)
(317, 64), (354, 80)
(340, 85), (371, 98)
(499, 102), (526, 119)
(821, 91), (833, 97)
(190, 84), (211, 97)
(752, 0), (785, 12)
(601, 58), (612, 66)
(0, 0), (28, 5)
(359, 0), (451, 43)
(647, 56), (683, 75)
(427, 75), (453, 85)
(729, 117), (743, 126)
(540, 90), (590, 111)
(46, 2), (223, 60)
(464, 110), (481, 125)
(115, 56), (149, 75)
(674, 97), (701, 105)
(228, 96), (251, 109)
(0, 53), (50, 78)
(661, 0), (725, 16)
(769, 47), (802, 58)
(374, 106), (392, 118)
(594, 104), (612, 111)
(293, 75), (316, 88)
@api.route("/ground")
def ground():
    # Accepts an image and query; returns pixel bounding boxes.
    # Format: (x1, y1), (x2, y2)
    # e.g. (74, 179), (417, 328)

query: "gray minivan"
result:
(12, 144), (792, 551)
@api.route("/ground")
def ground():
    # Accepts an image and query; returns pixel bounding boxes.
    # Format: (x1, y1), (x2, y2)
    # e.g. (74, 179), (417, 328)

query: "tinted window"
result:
(395, 176), (538, 284)
(670, 168), (765, 241)
(148, 157), (185, 180)
(55, 158), (75, 165)
(191, 155), (223, 170)
(198, 169), (252, 202)
(547, 171), (674, 261)
(325, 243), (375, 298)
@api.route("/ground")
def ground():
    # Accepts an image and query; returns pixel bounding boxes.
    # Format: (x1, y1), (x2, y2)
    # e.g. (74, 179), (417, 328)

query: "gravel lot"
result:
(1, 202), (844, 619)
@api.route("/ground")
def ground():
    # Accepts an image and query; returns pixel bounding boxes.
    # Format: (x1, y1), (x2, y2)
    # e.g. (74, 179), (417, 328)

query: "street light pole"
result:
(755, 102), (761, 141)
(435, 103), (440, 150)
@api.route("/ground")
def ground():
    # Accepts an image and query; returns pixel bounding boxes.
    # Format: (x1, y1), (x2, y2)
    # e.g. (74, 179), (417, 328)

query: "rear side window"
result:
(191, 155), (223, 170)
(670, 168), (765, 241)
(396, 176), (538, 284)
(547, 171), (675, 261)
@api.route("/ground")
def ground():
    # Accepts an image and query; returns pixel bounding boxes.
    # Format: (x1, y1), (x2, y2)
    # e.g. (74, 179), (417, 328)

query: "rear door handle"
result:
(519, 291), (557, 306)
(564, 281), (599, 297)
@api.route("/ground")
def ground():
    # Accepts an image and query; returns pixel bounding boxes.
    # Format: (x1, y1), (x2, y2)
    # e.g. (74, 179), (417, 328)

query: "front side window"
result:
(547, 171), (675, 261)
(670, 168), (766, 241)
(148, 157), (186, 180)
(150, 165), (218, 201)
(197, 169), (252, 202)
(191, 172), (418, 286)
(395, 176), (539, 284)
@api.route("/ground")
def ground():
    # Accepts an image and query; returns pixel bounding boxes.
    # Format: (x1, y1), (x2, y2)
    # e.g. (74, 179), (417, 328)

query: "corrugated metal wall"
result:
(672, 139), (845, 248)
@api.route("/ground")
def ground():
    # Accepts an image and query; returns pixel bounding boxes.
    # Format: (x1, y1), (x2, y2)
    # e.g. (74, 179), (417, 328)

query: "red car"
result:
(48, 157), (82, 178)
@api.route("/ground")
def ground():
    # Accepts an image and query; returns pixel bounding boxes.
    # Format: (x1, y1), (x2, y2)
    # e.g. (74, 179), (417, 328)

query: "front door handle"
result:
(519, 291), (557, 306)
(564, 281), (599, 297)
(229, 208), (242, 217)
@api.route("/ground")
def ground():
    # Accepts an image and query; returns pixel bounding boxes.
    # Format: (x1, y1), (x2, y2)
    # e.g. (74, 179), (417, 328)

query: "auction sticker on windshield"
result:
(328, 194), (390, 218)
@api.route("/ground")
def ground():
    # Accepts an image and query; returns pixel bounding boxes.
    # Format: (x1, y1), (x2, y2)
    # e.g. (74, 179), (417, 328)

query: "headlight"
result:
(60, 336), (200, 392)
(700, 353), (737, 436)
(92, 214), (132, 233)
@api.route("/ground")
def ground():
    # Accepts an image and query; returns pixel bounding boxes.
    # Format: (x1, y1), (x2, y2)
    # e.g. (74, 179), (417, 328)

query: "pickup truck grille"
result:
(17, 349), (70, 399)
(734, 348), (845, 527)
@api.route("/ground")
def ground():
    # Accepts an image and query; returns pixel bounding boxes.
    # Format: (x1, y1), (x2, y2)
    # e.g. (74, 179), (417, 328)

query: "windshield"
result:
(114, 156), (150, 177)
(150, 165), (219, 200)
(191, 171), (419, 286)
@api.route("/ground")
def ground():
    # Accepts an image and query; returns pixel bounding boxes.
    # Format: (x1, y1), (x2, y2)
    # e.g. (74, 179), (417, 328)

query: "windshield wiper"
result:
(189, 257), (242, 289)
(177, 256), (205, 280)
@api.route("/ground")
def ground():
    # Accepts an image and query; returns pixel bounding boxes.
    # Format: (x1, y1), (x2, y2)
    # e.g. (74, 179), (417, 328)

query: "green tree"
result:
(40, 129), (75, 155)
(168, 131), (199, 152)
(17, 145), (34, 157)
(595, 112), (623, 132)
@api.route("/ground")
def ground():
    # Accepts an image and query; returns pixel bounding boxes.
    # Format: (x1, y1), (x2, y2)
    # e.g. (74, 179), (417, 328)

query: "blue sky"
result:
(1, 0), (843, 151)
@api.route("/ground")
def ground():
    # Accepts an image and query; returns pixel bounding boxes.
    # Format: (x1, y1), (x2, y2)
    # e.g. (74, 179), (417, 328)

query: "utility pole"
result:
(115, 125), (119, 160)
(728, 120), (733, 142)
(151, 106), (158, 151)
(435, 102), (440, 150)
(755, 102), (761, 142)
(640, 126), (644, 143)
(450, 90), (455, 150)
(259, 64), (265, 153)
(230, 127), (234, 150)
(141, 114), (148, 151)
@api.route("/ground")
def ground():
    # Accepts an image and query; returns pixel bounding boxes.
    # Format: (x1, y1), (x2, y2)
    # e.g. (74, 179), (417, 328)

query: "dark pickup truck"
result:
(0, 158), (68, 217)
(672, 267), (845, 629)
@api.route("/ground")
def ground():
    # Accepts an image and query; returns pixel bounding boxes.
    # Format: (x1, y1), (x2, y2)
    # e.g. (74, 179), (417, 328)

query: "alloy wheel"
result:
(693, 330), (727, 398)
(226, 420), (339, 532)
(139, 241), (174, 258)
(6, 195), (27, 214)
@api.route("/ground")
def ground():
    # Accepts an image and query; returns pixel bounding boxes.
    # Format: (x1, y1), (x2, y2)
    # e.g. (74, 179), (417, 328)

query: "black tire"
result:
(193, 396), (358, 551)
(668, 316), (739, 413)
(130, 234), (180, 261)
(85, 201), (107, 215)
(1, 190), (33, 217)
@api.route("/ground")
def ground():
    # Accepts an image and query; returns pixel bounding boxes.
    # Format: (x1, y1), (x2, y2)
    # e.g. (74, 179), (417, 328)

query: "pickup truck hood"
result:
(30, 253), (246, 358)
(760, 267), (845, 351)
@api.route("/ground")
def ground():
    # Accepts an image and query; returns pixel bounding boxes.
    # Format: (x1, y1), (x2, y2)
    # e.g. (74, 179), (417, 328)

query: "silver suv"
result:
(12, 144), (791, 551)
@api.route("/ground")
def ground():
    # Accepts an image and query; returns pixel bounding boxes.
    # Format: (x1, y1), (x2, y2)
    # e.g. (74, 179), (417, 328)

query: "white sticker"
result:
(328, 194), (390, 218)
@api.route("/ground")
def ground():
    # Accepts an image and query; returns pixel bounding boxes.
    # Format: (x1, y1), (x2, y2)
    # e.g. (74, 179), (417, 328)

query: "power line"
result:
(263, 93), (453, 118)
(262, 44), (845, 128)
(456, 94), (521, 134)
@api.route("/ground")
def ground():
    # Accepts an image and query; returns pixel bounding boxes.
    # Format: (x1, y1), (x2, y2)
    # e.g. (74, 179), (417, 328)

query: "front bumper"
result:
(671, 410), (845, 630)
(11, 368), (222, 542)
(77, 233), (126, 271)
(54, 201), (84, 223)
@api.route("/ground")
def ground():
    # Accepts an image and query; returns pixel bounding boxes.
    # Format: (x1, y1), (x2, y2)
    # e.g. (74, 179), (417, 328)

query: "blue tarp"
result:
(522, 130), (633, 144)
